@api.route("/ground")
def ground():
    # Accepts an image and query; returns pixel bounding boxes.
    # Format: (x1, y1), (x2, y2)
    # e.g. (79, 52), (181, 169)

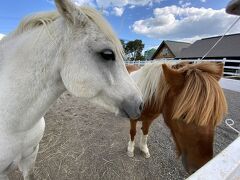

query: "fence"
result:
(125, 58), (240, 77)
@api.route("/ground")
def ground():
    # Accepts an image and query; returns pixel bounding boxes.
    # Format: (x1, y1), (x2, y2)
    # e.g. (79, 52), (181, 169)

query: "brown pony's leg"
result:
(141, 118), (154, 135)
(140, 118), (155, 158)
(130, 120), (137, 141)
(127, 120), (137, 157)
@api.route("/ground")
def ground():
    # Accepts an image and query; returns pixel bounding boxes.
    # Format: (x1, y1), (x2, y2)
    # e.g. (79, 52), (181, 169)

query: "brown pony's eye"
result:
(100, 49), (115, 61)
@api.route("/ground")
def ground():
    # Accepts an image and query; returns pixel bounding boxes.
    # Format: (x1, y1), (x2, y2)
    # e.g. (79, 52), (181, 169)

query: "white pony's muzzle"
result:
(120, 96), (143, 119)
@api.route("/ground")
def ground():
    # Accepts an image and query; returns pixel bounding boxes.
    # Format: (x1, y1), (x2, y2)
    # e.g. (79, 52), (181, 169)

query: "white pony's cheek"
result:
(90, 97), (119, 114)
(60, 62), (121, 114)
(67, 82), (97, 98)
(60, 68), (100, 98)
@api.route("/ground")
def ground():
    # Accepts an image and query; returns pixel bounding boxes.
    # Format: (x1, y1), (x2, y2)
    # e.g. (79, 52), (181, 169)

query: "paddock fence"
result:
(125, 58), (240, 77)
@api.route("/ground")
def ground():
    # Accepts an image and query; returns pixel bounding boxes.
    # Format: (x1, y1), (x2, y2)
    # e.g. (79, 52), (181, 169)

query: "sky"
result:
(0, 0), (240, 51)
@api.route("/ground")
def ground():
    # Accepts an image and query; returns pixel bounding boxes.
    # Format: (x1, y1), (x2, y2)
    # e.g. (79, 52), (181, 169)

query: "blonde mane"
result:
(11, 11), (59, 36)
(9, 7), (123, 57)
(136, 62), (169, 110)
(172, 63), (228, 126)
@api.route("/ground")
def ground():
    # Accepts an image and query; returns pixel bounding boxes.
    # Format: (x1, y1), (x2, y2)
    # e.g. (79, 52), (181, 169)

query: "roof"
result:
(152, 40), (191, 59)
(177, 33), (240, 59)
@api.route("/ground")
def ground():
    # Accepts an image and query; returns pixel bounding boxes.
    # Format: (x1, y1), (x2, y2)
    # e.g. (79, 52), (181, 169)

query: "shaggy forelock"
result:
(171, 62), (228, 126)
(136, 62), (169, 111)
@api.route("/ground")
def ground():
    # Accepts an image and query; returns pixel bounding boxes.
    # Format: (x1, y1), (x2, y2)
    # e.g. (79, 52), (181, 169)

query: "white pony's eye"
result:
(100, 49), (115, 61)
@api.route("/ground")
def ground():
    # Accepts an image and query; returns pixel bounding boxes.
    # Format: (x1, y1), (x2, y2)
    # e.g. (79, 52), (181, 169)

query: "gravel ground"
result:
(9, 89), (240, 180)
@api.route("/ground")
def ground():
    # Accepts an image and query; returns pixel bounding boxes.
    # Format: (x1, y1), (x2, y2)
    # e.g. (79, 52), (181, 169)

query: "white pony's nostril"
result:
(139, 102), (144, 112)
(121, 97), (142, 119)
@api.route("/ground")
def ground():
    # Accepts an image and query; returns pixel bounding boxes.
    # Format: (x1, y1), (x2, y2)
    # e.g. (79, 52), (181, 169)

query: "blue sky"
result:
(1, 0), (239, 51)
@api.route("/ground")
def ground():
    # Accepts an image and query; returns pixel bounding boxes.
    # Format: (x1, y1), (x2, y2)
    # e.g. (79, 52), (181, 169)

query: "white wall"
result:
(0, 33), (5, 40)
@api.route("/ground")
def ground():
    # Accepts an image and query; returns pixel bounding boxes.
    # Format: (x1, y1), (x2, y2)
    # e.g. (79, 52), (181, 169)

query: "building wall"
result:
(154, 44), (175, 59)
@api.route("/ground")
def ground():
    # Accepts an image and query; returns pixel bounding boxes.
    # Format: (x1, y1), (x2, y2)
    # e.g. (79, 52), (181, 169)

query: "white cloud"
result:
(112, 7), (124, 16)
(129, 5), (136, 9)
(47, 0), (164, 10)
(47, 0), (95, 7)
(47, 0), (163, 16)
(73, 0), (95, 6)
(0, 33), (5, 40)
(200, 0), (206, 2)
(179, 0), (191, 8)
(132, 6), (240, 42)
(96, 0), (163, 8)
(176, 35), (205, 43)
(102, 9), (110, 16)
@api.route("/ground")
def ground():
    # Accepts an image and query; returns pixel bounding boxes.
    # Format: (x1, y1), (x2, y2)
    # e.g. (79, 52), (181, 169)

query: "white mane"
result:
(11, 11), (59, 36)
(135, 62), (165, 104)
(8, 7), (124, 57)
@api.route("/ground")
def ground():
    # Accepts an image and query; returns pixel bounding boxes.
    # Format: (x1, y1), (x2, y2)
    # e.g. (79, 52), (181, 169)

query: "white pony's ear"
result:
(54, 0), (88, 25)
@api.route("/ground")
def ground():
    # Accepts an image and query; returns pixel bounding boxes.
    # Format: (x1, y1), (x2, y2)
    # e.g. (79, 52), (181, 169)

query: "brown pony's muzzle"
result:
(181, 152), (212, 174)
(120, 96), (143, 119)
(181, 154), (198, 174)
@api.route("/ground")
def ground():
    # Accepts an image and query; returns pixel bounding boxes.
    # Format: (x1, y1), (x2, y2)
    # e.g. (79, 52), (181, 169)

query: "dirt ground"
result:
(9, 89), (240, 180)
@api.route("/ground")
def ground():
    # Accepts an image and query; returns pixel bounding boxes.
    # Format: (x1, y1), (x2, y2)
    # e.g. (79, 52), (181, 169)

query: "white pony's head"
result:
(54, 0), (142, 119)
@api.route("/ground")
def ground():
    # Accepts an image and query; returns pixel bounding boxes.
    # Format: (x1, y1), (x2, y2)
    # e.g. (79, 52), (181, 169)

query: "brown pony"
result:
(126, 64), (141, 73)
(126, 62), (228, 174)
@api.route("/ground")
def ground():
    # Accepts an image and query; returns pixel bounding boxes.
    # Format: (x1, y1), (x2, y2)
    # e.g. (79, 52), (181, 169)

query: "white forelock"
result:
(132, 62), (165, 104)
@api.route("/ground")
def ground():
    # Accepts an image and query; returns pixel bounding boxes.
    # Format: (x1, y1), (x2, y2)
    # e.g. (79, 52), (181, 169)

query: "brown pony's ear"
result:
(213, 63), (224, 81)
(162, 64), (185, 91)
(172, 61), (191, 70)
(196, 62), (224, 81)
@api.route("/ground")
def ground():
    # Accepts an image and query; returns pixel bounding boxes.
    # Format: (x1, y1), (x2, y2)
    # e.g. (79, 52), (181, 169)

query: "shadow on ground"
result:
(9, 89), (240, 180)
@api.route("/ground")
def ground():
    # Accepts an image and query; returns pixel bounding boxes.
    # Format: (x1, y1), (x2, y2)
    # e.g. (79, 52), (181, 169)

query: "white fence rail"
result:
(125, 58), (240, 77)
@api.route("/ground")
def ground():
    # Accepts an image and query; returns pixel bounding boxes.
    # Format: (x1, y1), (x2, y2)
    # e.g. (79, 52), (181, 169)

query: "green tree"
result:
(125, 39), (145, 61)
(136, 52), (145, 61)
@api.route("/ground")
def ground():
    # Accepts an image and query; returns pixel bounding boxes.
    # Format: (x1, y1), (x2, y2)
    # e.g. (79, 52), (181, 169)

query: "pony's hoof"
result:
(127, 151), (134, 157)
(143, 152), (150, 159)
(140, 147), (150, 158)
(24, 173), (35, 180)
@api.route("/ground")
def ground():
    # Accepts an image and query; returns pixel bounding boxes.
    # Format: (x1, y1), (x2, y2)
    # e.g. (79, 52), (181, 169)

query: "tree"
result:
(136, 52), (145, 60)
(124, 39), (145, 61)
(120, 39), (126, 50)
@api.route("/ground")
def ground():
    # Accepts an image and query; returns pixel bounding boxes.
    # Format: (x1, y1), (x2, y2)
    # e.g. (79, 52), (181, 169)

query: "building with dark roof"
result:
(151, 40), (191, 60)
(177, 33), (240, 60)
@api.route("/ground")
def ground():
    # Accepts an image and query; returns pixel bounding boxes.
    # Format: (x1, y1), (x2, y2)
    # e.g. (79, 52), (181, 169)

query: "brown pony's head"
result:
(162, 62), (228, 174)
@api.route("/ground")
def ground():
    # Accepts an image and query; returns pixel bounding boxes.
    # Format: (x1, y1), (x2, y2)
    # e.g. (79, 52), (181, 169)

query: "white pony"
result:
(0, 0), (143, 179)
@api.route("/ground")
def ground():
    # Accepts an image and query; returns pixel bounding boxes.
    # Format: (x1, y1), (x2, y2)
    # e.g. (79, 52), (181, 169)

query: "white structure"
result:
(220, 78), (240, 92)
(0, 34), (5, 40)
(125, 59), (240, 77)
